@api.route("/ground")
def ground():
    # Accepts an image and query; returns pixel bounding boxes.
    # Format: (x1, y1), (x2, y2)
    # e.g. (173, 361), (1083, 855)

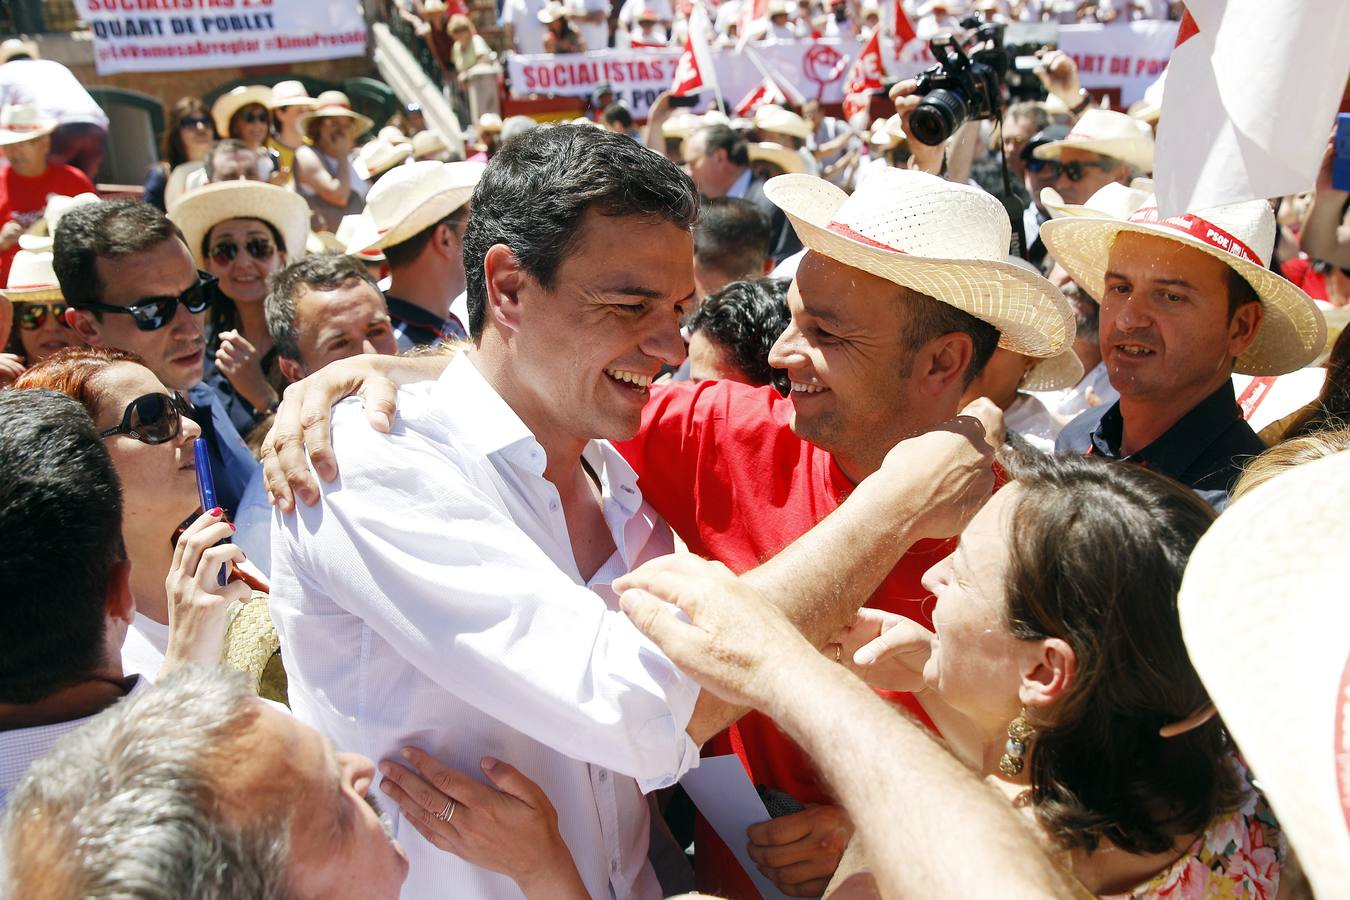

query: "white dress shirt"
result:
(1032, 359), (1119, 422)
(120, 612), (169, 682)
(270, 353), (701, 900)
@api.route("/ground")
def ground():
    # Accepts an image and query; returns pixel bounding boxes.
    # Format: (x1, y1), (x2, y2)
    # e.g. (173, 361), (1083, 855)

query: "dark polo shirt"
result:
(1055, 380), (1267, 508)
(385, 294), (466, 352)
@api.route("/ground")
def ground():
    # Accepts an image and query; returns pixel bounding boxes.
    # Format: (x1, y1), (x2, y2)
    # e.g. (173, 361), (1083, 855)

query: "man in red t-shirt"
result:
(0, 103), (96, 284)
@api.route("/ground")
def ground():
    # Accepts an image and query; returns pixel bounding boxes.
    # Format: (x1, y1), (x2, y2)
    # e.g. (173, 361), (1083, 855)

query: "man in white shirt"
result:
(0, 389), (146, 813)
(269, 125), (999, 899)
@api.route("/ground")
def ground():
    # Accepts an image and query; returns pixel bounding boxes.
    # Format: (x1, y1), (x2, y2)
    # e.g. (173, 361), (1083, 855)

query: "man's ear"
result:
(277, 355), (305, 385)
(66, 308), (104, 346)
(915, 332), (975, 400)
(483, 243), (526, 337)
(1228, 299), (1264, 360)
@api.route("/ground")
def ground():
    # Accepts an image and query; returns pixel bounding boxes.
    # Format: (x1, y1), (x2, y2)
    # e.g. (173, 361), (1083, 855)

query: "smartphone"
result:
(669, 93), (700, 108)
(193, 438), (229, 587)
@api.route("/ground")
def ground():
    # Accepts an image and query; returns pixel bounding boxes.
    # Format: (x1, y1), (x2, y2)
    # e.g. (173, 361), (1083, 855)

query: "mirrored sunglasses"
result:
(72, 272), (216, 332)
(210, 238), (276, 268)
(18, 302), (69, 331)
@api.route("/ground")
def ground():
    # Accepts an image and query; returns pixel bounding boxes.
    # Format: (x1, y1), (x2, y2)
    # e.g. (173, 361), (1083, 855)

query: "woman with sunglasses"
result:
(0, 247), (84, 385)
(144, 96), (219, 212)
(14, 347), (286, 701)
(211, 84), (282, 182)
(169, 180), (311, 434)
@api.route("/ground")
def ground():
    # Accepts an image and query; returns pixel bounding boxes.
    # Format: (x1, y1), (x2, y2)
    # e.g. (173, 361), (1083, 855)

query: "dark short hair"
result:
(694, 197), (771, 281)
(694, 124), (749, 169)
(0, 389), (125, 704)
(1001, 451), (1241, 856)
(383, 207), (469, 270)
(266, 253), (380, 361)
(203, 138), (256, 180)
(900, 287), (1001, 387)
(463, 124), (699, 338)
(601, 103), (634, 130)
(54, 200), (188, 309)
(688, 278), (790, 386)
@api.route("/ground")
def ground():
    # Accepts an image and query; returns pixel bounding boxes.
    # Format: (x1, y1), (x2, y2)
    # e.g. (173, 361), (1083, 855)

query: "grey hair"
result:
(265, 253), (379, 363)
(1, 666), (292, 900)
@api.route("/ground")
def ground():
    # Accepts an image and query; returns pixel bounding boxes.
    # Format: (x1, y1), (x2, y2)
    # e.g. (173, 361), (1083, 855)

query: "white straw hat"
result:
(211, 85), (274, 138)
(754, 105), (811, 140)
(765, 168), (1074, 358)
(1021, 346), (1084, 391)
(353, 138), (413, 181)
(477, 113), (504, 134)
(1, 249), (62, 302)
(268, 80), (316, 110)
(337, 214), (386, 262)
(168, 181), (312, 269)
(1040, 180), (1152, 221)
(537, 1), (566, 22)
(0, 38), (38, 64)
(748, 142), (806, 174)
(1178, 448), (1350, 898)
(345, 160), (486, 255)
(1039, 196), (1327, 376)
(412, 129), (450, 160)
(18, 192), (99, 251)
(0, 103), (56, 147)
(662, 111), (704, 140)
(1032, 108), (1155, 173)
(297, 91), (375, 136)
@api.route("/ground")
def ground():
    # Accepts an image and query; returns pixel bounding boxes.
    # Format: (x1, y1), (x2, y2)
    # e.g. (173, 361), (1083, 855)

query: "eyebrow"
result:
(1103, 270), (1199, 291)
(599, 283), (668, 300)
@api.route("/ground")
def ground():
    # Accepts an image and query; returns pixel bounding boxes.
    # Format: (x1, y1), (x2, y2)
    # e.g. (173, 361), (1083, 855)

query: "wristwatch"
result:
(1070, 90), (1093, 116)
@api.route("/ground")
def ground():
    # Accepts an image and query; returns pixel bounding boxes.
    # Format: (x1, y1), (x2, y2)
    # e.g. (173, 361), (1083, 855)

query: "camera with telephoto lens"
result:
(910, 17), (1008, 147)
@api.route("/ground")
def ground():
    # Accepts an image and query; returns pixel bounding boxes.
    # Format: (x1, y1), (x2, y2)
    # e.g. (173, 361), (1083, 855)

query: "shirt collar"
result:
(726, 167), (753, 199)
(1089, 380), (1245, 481)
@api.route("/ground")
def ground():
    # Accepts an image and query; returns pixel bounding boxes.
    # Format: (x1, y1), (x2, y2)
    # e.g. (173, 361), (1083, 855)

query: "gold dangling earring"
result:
(998, 709), (1035, 777)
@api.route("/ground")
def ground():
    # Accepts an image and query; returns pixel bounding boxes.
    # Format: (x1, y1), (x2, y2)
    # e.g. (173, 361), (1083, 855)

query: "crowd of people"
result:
(1, 4), (1349, 899)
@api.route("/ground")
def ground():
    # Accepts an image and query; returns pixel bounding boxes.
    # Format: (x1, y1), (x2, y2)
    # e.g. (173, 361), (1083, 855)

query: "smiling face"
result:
(288, 278), (398, 378)
(1051, 147), (1128, 206)
(921, 484), (1027, 731)
(90, 361), (203, 532)
(766, 251), (937, 474)
(205, 218), (286, 307)
(230, 103), (271, 149)
(502, 209), (693, 444)
(72, 237), (207, 392)
(215, 702), (408, 899)
(4, 134), (51, 175)
(17, 302), (81, 363)
(1099, 231), (1262, 405)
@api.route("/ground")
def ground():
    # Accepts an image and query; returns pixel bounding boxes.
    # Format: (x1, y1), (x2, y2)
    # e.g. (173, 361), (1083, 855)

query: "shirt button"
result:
(549, 499), (559, 512)
(598, 770), (607, 781)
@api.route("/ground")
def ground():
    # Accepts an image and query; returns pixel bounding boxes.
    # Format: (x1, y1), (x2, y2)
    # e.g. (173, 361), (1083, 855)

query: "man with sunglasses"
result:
(55, 199), (259, 518)
(1019, 124), (1070, 271)
(1029, 109), (1153, 210)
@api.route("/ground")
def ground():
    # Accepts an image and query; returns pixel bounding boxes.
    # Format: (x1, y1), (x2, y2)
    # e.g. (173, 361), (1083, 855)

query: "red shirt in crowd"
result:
(0, 162), (95, 284)
(616, 379), (956, 899)
(1281, 255), (1328, 302)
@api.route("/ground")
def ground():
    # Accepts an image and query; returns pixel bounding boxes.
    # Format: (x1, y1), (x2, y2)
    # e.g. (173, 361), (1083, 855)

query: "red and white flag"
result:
(891, 0), (916, 59)
(736, 0), (769, 50)
(734, 77), (789, 116)
(1153, 0), (1350, 217)
(670, 36), (706, 95)
(669, 2), (720, 99)
(842, 29), (885, 123)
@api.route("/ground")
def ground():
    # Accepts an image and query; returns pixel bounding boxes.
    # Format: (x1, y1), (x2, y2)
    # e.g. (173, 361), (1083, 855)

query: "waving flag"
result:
(842, 29), (885, 123)
(892, 0), (917, 59)
(1153, 0), (1350, 216)
(670, 2), (721, 102)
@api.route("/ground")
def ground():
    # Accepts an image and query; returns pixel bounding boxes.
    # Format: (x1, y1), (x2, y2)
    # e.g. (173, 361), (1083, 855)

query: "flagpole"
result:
(692, 1), (726, 113)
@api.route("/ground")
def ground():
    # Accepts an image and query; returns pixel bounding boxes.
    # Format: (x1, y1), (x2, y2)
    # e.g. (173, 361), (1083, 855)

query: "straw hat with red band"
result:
(1032, 108), (1154, 173)
(211, 85), (274, 138)
(1, 249), (62, 302)
(345, 160), (486, 256)
(764, 168), (1075, 358)
(0, 103), (56, 147)
(168, 181), (312, 270)
(297, 91), (375, 136)
(1039, 196), (1327, 376)
(1178, 448), (1350, 898)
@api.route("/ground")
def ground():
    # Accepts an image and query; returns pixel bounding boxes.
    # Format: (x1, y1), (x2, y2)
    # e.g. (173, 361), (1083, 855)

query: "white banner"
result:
(1056, 21), (1179, 107)
(75, 1), (368, 76)
(507, 48), (684, 119)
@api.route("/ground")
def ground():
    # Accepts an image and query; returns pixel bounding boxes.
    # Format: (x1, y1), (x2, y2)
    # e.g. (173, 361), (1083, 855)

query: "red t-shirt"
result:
(0, 163), (95, 284)
(616, 379), (955, 899)
(1282, 255), (1328, 302)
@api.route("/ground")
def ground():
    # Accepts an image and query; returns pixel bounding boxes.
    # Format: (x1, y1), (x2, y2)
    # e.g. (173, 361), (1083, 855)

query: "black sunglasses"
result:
(18, 302), (69, 331)
(99, 391), (193, 445)
(236, 110), (270, 124)
(180, 115), (211, 129)
(73, 272), (216, 332)
(210, 238), (276, 268)
(1027, 158), (1113, 182)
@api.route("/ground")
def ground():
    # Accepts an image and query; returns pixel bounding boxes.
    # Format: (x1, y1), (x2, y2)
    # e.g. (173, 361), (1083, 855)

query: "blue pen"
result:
(193, 438), (229, 586)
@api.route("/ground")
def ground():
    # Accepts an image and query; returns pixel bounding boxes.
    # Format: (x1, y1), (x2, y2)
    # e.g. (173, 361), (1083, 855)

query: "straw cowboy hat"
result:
(1032, 108), (1155, 173)
(754, 105), (812, 140)
(1021, 346), (1084, 390)
(168, 181), (312, 269)
(211, 85), (274, 137)
(0, 103), (56, 147)
(337, 214), (386, 262)
(1040, 195), (1327, 376)
(353, 138), (413, 181)
(1040, 179), (1152, 221)
(537, 2), (566, 23)
(297, 91), (375, 136)
(748, 142), (806, 175)
(345, 160), (486, 255)
(661, 111), (703, 140)
(0, 38), (38, 64)
(18, 192), (99, 252)
(268, 80), (316, 110)
(477, 113), (504, 134)
(1178, 448), (1350, 898)
(764, 168), (1074, 357)
(1, 249), (62, 302)
(412, 129), (450, 161)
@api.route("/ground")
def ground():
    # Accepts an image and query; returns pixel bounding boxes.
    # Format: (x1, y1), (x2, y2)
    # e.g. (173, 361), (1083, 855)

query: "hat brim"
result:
(0, 121), (56, 147)
(270, 97), (317, 110)
(1, 284), (63, 302)
(346, 186), (475, 255)
(749, 143), (806, 175)
(1033, 137), (1153, 172)
(764, 174), (1073, 358)
(297, 107), (376, 136)
(212, 86), (275, 137)
(17, 233), (53, 252)
(1039, 216), (1327, 376)
(1021, 347), (1084, 391)
(353, 145), (412, 181)
(168, 181), (313, 270)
